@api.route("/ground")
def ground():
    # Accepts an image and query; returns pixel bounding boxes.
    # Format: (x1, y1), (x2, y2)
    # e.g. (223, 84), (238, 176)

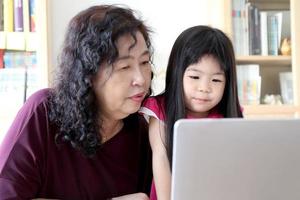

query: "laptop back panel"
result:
(171, 118), (300, 200)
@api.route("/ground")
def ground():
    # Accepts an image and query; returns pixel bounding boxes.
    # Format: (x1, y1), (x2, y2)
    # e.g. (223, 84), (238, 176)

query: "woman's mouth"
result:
(130, 92), (145, 102)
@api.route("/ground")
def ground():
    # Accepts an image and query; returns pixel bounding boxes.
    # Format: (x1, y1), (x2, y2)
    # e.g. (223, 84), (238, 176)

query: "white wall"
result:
(49, 0), (226, 94)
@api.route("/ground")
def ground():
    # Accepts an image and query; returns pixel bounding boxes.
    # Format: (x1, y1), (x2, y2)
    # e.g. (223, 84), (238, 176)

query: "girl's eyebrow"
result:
(186, 68), (202, 73)
(213, 72), (225, 75)
(186, 68), (225, 75)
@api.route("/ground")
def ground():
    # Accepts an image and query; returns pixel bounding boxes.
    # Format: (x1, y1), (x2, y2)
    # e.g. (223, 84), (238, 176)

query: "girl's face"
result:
(183, 54), (226, 118)
(92, 31), (152, 120)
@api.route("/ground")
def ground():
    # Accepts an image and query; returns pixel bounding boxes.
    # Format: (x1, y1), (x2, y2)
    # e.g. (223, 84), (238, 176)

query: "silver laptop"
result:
(171, 118), (300, 200)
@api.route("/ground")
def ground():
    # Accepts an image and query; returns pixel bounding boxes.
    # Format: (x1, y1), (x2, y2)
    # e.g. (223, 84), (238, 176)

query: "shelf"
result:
(226, 0), (299, 117)
(249, 0), (290, 10)
(249, 0), (289, 3)
(0, 1), (50, 137)
(6, 32), (26, 50)
(243, 104), (300, 118)
(1, 32), (38, 51)
(26, 32), (38, 51)
(236, 55), (291, 65)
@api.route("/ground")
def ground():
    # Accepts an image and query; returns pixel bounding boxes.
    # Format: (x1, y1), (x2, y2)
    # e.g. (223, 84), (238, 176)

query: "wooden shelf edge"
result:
(236, 55), (292, 65)
(249, 0), (290, 10)
(243, 105), (300, 116)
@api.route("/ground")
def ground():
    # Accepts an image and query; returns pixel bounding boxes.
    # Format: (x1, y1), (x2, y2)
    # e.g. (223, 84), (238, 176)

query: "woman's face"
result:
(92, 31), (152, 120)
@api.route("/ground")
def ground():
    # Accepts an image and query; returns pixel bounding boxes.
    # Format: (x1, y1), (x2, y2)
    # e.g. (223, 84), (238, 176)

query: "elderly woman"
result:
(0, 5), (153, 200)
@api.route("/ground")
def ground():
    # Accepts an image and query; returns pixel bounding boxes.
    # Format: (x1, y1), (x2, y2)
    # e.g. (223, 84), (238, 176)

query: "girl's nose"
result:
(197, 81), (211, 93)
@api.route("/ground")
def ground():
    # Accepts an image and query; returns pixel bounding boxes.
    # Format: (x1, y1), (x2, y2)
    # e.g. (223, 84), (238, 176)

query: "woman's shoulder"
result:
(11, 88), (52, 122)
(0, 89), (62, 197)
(3, 88), (53, 146)
(0, 89), (54, 181)
(25, 88), (52, 108)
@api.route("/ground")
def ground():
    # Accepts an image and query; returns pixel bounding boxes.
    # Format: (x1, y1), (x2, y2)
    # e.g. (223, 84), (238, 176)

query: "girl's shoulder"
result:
(142, 95), (165, 110)
(139, 95), (166, 122)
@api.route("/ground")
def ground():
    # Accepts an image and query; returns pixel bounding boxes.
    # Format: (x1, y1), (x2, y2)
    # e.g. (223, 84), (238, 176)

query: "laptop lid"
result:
(171, 118), (300, 200)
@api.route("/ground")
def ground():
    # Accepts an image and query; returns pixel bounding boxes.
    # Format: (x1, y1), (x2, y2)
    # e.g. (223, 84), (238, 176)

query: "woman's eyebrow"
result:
(117, 50), (150, 61)
(140, 50), (150, 57)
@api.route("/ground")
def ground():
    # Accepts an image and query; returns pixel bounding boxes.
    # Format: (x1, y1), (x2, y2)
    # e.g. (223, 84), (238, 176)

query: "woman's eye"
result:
(120, 66), (130, 70)
(141, 60), (150, 65)
(189, 76), (199, 80)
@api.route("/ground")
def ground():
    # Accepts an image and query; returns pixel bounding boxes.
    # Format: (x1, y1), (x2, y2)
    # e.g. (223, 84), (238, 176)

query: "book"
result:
(0, 68), (26, 108)
(29, 0), (35, 32)
(237, 64), (261, 105)
(14, 0), (24, 31)
(280, 11), (291, 41)
(0, 49), (4, 68)
(260, 10), (291, 56)
(242, 0), (249, 55)
(0, 67), (39, 108)
(267, 14), (279, 55)
(260, 11), (268, 55)
(22, 0), (29, 32)
(248, 3), (261, 55)
(0, 0), (4, 31)
(232, 0), (251, 56)
(3, 50), (36, 68)
(275, 11), (291, 51)
(232, 0), (241, 54)
(3, 0), (13, 32)
(279, 72), (293, 104)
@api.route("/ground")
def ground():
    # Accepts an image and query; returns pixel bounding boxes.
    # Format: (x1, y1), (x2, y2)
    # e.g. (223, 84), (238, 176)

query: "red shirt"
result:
(139, 95), (223, 200)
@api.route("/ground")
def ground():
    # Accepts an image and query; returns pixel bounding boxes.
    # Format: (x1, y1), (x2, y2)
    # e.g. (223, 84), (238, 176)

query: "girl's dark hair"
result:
(161, 25), (243, 166)
(48, 5), (152, 156)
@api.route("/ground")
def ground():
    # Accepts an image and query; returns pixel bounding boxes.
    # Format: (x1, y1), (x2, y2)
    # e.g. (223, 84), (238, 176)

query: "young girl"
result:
(140, 25), (243, 200)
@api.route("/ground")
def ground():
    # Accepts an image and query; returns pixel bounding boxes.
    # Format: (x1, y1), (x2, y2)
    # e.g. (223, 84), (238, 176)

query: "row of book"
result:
(237, 64), (293, 105)
(0, 67), (39, 108)
(0, 0), (36, 32)
(0, 50), (36, 68)
(237, 64), (261, 105)
(232, 0), (290, 56)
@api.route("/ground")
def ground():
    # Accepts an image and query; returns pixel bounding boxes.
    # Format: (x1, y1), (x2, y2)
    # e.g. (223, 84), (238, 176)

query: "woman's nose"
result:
(132, 67), (146, 86)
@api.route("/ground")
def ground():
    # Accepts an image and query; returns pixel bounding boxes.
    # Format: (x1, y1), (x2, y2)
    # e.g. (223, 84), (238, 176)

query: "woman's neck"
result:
(100, 118), (124, 143)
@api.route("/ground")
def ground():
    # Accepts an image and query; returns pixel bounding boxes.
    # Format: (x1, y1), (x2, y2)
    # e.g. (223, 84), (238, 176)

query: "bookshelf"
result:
(224, 0), (300, 118)
(0, 0), (50, 139)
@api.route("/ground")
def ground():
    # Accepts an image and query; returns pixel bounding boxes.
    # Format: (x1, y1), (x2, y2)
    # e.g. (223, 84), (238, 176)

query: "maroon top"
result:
(0, 89), (152, 199)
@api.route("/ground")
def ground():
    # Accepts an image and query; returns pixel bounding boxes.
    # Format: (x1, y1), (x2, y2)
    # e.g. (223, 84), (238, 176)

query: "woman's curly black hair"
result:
(48, 5), (153, 156)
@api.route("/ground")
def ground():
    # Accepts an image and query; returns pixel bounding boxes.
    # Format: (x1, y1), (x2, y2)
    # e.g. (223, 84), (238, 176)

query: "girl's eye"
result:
(212, 79), (223, 82)
(189, 76), (199, 80)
